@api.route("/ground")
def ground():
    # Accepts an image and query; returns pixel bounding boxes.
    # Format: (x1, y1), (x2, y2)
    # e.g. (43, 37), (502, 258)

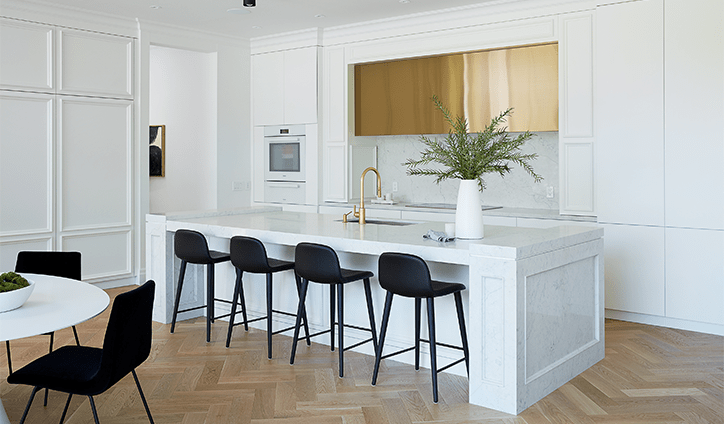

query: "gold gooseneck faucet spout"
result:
(355, 166), (382, 225)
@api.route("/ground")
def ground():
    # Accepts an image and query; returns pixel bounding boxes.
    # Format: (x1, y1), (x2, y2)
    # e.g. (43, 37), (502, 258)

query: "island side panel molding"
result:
(469, 237), (604, 414)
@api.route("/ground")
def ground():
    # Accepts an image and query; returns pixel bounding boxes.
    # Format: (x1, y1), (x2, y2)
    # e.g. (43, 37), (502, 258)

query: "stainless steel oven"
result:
(264, 125), (305, 183)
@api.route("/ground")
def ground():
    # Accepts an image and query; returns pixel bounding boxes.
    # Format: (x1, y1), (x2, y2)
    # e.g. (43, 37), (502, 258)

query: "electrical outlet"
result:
(546, 186), (554, 198)
(392, 182), (398, 192)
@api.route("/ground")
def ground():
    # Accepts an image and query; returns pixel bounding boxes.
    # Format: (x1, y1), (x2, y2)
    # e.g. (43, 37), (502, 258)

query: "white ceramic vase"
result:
(455, 179), (484, 239)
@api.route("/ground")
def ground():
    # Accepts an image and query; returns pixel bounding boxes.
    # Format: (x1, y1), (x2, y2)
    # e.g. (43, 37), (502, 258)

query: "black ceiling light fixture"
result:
(243, 0), (255, 7)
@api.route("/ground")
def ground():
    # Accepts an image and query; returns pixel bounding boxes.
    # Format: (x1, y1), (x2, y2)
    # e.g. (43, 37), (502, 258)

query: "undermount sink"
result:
(335, 218), (418, 226)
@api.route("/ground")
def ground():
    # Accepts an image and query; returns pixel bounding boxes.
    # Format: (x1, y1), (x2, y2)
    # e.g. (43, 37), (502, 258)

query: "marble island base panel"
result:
(146, 209), (604, 415)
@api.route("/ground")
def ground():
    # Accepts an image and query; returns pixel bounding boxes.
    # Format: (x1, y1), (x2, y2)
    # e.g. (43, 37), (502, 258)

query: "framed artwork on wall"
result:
(150, 125), (165, 177)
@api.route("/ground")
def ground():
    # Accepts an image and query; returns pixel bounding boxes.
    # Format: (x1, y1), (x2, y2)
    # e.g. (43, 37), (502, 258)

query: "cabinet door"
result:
(664, 0), (724, 230)
(665, 228), (724, 325)
(58, 96), (132, 231)
(284, 47), (318, 124)
(58, 29), (133, 98)
(602, 223), (665, 316)
(0, 92), (54, 236)
(252, 52), (284, 125)
(0, 19), (54, 92)
(596, 0), (664, 226)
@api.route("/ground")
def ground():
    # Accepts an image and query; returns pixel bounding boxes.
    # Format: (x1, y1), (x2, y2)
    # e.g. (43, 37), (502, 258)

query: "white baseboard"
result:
(606, 309), (724, 337)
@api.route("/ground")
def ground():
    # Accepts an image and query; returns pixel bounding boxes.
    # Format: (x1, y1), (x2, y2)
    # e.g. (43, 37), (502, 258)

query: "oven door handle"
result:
(266, 182), (302, 188)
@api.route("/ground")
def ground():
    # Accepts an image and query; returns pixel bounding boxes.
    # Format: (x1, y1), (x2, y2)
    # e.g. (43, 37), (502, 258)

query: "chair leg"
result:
(237, 269), (249, 331)
(18, 386), (40, 424)
(133, 369), (155, 424)
(363, 278), (378, 351)
(58, 393), (73, 424)
(329, 284), (336, 352)
(415, 298), (422, 371)
(266, 273), (273, 359)
(372, 292), (394, 386)
(225, 269), (244, 348)
(72, 325), (81, 346)
(290, 278), (309, 365)
(88, 396), (101, 424)
(206, 263), (214, 343)
(170, 260), (188, 333)
(337, 283), (344, 377)
(427, 298), (439, 403)
(454, 291), (470, 376)
(5, 341), (12, 374)
(294, 272), (311, 345)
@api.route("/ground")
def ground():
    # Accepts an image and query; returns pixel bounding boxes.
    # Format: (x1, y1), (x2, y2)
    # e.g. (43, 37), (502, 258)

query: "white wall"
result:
(149, 45), (218, 213)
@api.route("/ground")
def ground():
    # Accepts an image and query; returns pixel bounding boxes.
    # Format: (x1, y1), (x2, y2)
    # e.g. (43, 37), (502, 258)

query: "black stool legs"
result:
(372, 292), (469, 403)
(290, 277), (378, 378)
(170, 260), (223, 343)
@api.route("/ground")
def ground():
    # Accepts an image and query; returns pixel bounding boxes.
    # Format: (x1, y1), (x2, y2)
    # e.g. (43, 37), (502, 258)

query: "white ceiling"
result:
(32, 0), (511, 39)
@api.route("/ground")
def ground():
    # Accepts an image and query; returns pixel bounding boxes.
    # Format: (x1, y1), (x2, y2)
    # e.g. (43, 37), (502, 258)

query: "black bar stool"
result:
(372, 252), (470, 403)
(171, 229), (232, 343)
(225, 236), (311, 358)
(290, 242), (378, 378)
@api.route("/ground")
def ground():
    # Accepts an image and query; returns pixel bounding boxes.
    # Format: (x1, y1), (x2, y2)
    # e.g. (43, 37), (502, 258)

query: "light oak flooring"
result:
(1, 286), (722, 424)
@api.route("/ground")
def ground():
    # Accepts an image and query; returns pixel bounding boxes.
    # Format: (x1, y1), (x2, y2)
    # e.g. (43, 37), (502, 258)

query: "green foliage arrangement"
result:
(0, 271), (30, 293)
(405, 95), (543, 191)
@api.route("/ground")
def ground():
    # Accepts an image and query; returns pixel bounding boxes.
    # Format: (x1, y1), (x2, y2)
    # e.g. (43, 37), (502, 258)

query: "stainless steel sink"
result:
(335, 219), (418, 226)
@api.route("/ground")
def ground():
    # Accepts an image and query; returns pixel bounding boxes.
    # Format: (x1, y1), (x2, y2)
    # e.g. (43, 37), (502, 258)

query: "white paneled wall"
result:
(0, 17), (135, 283)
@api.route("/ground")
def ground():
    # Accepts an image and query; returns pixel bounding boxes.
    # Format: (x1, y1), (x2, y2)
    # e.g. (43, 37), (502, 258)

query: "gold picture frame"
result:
(150, 125), (165, 177)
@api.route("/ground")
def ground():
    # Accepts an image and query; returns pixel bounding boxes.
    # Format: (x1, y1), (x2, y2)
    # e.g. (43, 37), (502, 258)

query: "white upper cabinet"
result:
(252, 47), (317, 125)
(58, 29), (133, 99)
(664, 0), (724, 230)
(0, 19), (54, 92)
(595, 0), (665, 226)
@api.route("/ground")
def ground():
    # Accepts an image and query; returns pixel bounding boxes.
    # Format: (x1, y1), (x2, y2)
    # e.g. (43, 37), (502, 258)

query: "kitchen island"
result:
(146, 208), (604, 414)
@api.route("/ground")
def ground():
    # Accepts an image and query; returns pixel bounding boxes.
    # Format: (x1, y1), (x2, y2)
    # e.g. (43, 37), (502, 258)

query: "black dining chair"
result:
(371, 252), (469, 403)
(8, 280), (157, 424)
(225, 236), (311, 358)
(8, 250), (82, 406)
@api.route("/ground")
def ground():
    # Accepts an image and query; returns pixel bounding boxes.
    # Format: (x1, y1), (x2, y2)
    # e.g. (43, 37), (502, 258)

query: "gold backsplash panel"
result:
(355, 43), (558, 136)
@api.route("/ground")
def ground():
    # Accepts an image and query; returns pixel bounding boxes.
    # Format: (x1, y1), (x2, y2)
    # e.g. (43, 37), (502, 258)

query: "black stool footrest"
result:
(343, 337), (374, 352)
(176, 305), (206, 314)
(436, 357), (466, 374)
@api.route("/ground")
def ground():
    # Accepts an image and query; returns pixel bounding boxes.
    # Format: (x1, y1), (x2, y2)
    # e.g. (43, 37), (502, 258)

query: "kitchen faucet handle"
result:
(342, 210), (354, 223)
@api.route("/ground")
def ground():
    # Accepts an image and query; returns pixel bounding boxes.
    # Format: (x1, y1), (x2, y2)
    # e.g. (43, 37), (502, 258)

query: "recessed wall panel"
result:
(0, 19), (53, 92)
(0, 237), (53, 274)
(59, 97), (131, 230)
(61, 230), (131, 279)
(0, 93), (53, 235)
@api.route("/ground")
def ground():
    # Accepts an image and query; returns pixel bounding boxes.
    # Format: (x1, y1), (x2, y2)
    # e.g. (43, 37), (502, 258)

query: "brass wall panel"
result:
(355, 43), (558, 136)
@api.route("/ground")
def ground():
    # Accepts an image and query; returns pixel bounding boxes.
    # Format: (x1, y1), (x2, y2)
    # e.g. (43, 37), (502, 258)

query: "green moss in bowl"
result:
(0, 271), (30, 293)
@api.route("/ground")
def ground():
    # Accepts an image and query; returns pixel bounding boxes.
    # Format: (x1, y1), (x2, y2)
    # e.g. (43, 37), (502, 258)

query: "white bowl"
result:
(0, 278), (35, 313)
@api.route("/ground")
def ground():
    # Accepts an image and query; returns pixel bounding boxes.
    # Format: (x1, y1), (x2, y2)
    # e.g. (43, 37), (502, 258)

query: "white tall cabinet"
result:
(0, 18), (135, 282)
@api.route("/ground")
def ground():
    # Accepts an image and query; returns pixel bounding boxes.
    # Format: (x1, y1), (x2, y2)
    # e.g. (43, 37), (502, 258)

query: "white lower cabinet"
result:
(665, 228), (724, 325)
(602, 223), (665, 316)
(516, 217), (595, 229)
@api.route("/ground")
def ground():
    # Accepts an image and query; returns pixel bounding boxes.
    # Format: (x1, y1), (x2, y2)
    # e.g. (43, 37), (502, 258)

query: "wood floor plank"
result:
(2, 286), (722, 424)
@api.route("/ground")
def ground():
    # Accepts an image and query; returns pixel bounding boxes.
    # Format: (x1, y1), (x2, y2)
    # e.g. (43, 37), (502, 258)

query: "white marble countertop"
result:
(164, 210), (602, 263)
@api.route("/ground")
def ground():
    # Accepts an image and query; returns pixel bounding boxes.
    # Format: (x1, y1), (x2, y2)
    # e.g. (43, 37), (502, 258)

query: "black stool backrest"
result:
(15, 251), (81, 281)
(230, 236), (272, 273)
(378, 252), (434, 298)
(174, 229), (214, 264)
(295, 242), (344, 283)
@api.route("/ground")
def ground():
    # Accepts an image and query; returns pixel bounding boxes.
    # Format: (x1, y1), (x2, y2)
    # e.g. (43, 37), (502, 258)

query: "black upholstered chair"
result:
(8, 280), (156, 424)
(290, 242), (378, 377)
(9, 250), (82, 406)
(171, 229), (232, 342)
(226, 236), (311, 357)
(372, 252), (469, 403)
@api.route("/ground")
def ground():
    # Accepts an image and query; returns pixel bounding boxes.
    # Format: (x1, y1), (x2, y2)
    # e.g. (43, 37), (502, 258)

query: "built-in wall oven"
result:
(263, 125), (306, 204)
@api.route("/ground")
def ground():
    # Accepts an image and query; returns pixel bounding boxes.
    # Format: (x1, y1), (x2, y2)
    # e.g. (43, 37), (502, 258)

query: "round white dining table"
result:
(0, 273), (110, 424)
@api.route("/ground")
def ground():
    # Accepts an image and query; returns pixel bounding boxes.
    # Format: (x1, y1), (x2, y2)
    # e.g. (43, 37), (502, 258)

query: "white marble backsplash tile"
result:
(373, 131), (559, 209)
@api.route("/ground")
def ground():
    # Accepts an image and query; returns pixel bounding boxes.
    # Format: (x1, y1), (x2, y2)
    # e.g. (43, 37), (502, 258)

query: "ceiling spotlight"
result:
(243, 0), (255, 7)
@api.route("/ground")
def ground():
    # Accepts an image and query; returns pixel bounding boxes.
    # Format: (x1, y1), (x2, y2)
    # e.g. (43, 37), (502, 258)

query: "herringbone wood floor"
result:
(1, 286), (722, 423)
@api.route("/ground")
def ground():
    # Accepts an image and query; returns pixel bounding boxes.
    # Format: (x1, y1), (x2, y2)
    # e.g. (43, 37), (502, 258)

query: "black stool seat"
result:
(290, 242), (378, 378)
(225, 236), (311, 358)
(171, 229), (233, 343)
(372, 252), (470, 403)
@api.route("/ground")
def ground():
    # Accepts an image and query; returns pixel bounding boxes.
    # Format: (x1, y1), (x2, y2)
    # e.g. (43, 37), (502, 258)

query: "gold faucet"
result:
(342, 166), (382, 224)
